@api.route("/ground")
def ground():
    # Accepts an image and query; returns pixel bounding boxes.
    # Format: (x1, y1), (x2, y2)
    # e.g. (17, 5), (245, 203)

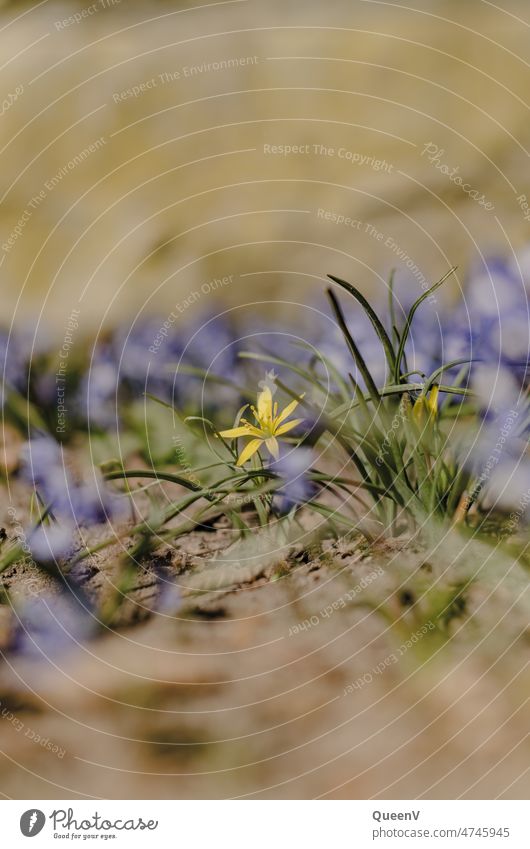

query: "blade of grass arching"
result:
(387, 268), (397, 336)
(103, 469), (257, 530)
(103, 469), (254, 539)
(437, 384), (474, 397)
(327, 288), (382, 411)
(125, 470), (276, 553)
(104, 468), (210, 495)
(71, 489), (219, 565)
(328, 274), (397, 376)
(439, 361), (472, 413)
(393, 266), (457, 383)
(421, 358), (475, 395)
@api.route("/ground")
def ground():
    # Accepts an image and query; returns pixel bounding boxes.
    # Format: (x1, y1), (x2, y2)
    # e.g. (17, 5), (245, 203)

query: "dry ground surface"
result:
(0, 484), (529, 799)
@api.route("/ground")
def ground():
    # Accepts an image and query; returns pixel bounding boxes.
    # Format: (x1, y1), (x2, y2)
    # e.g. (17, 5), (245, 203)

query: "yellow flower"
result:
(219, 386), (304, 466)
(412, 384), (439, 426)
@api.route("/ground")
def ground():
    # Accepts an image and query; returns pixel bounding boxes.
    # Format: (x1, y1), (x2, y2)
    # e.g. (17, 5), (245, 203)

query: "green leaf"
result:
(327, 288), (381, 408)
(394, 266), (457, 383)
(328, 273), (397, 376)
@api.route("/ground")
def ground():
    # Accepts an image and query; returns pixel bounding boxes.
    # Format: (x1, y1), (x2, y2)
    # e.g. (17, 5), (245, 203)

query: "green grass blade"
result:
(328, 273), (396, 375)
(394, 266), (457, 383)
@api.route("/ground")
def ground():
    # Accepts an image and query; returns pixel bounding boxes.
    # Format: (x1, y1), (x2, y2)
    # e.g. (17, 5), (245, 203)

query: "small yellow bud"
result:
(412, 385), (438, 426)
(427, 384), (439, 416)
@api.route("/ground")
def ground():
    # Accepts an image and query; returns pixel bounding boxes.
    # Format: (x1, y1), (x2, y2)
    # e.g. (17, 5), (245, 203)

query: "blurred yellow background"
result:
(1, 0), (530, 332)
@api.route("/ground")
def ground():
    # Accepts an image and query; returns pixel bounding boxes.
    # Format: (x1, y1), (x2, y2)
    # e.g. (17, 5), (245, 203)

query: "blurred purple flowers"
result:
(270, 447), (316, 514)
(460, 364), (530, 513)
(20, 435), (126, 563)
(13, 590), (95, 658)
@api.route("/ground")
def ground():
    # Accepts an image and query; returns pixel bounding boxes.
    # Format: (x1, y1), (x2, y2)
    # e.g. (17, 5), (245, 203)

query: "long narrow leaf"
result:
(328, 273), (396, 375)
(327, 288), (381, 409)
(394, 266), (457, 382)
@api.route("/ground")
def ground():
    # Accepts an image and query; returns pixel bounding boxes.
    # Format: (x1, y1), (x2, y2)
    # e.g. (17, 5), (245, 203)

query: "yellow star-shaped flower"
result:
(219, 386), (304, 466)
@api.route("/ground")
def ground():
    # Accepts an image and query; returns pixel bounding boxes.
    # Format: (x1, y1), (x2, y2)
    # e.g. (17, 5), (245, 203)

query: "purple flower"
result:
(172, 312), (243, 412)
(13, 591), (95, 659)
(77, 346), (120, 429)
(151, 562), (181, 615)
(0, 329), (28, 401)
(28, 524), (74, 564)
(20, 436), (66, 505)
(57, 480), (126, 526)
(458, 366), (530, 513)
(21, 437), (126, 541)
(270, 447), (315, 513)
(443, 259), (530, 375)
(113, 317), (182, 401)
(472, 364), (526, 421)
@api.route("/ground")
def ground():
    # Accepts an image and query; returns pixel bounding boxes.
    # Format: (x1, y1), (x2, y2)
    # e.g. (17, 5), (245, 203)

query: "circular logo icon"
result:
(20, 810), (46, 837)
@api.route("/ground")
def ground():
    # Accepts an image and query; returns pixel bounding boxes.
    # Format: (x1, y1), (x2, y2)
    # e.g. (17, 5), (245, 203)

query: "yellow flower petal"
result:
(427, 385), (439, 416)
(237, 438), (263, 466)
(243, 424), (267, 438)
(265, 436), (280, 459)
(412, 386), (438, 427)
(219, 426), (253, 438)
(412, 397), (426, 426)
(273, 397), (301, 427)
(274, 418), (304, 436)
(257, 386), (273, 422)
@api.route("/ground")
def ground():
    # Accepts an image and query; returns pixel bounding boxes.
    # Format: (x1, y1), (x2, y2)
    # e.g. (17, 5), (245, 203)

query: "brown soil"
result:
(0, 508), (528, 799)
